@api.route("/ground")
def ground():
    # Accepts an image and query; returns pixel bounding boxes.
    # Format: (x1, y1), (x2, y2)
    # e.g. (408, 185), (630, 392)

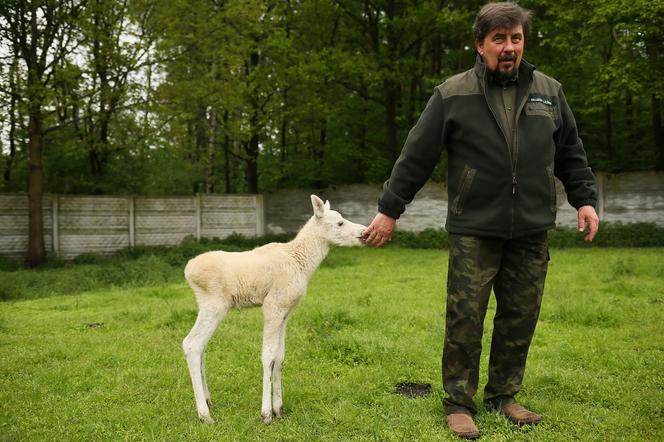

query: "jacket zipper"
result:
(482, 79), (519, 237)
(482, 73), (531, 238)
(510, 91), (529, 237)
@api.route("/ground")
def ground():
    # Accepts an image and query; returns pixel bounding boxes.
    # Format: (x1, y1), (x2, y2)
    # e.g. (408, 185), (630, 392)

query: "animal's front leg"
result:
(261, 305), (288, 424)
(272, 315), (290, 418)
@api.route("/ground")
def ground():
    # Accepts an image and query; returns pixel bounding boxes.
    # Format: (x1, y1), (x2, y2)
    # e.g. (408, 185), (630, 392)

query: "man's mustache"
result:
(499, 54), (517, 62)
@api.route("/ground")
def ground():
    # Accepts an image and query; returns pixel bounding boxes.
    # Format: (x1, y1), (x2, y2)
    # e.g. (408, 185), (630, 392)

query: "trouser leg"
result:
(484, 232), (549, 408)
(443, 234), (502, 415)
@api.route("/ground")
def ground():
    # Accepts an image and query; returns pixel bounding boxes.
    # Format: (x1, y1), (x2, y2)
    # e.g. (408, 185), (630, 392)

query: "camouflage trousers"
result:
(443, 232), (549, 415)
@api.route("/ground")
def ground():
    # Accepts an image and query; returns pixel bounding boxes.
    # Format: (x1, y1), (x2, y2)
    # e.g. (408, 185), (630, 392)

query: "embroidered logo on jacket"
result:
(528, 94), (554, 106)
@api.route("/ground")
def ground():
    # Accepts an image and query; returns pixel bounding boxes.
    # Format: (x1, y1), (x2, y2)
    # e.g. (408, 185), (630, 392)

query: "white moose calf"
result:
(182, 195), (366, 424)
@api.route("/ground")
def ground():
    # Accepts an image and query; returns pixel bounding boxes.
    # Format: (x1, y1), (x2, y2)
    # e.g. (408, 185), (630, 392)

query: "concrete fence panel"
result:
(0, 193), (265, 260)
(264, 172), (664, 234)
(0, 172), (662, 260)
(135, 197), (196, 247)
(603, 172), (664, 225)
(56, 196), (129, 260)
(200, 194), (262, 239)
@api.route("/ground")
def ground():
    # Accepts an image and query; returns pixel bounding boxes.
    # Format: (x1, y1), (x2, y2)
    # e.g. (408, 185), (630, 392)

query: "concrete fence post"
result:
(195, 194), (202, 240)
(256, 194), (265, 236)
(597, 172), (605, 221)
(52, 195), (59, 255)
(129, 196), (136, 247)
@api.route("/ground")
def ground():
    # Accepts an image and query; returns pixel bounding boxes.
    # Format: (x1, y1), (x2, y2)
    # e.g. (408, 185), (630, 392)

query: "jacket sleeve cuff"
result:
(572, 199), (597, 210)
(378, 203), (401, 220)
(378, 184), (410, 219)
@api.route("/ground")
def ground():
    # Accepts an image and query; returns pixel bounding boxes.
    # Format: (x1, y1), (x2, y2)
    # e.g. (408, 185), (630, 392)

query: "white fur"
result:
(182, 195), (366, 424)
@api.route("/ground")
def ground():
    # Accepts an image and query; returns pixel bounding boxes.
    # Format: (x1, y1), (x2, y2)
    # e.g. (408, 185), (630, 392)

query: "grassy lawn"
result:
(1, 247), (663, 441)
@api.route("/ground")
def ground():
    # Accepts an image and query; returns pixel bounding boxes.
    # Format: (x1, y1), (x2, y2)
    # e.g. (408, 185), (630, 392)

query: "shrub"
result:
(391, 228), (449, 249)
(0, 256), (21, 272)
(548, 222), (664, 248)
(389, 222), (664, 249)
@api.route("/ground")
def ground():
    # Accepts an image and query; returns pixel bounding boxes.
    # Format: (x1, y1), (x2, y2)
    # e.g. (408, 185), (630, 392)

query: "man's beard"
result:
(488, 55), (518, 83)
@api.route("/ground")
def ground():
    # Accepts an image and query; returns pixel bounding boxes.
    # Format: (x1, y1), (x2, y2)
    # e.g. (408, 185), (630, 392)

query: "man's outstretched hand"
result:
(362, 213), (396, 247)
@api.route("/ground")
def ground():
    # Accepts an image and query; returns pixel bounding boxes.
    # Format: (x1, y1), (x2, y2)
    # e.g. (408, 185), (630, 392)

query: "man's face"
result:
(475, 25), (524, 82)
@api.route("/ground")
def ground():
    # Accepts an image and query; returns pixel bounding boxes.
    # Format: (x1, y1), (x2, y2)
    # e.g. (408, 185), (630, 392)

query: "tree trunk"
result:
(605, 104), (614, 162)
(245, 135), (259, 194)
(4, 62), (18, 186)
(431, 0), (443, 75)
(27, 101), (46, 267)
(281, 87), (288, 162)
(223, 110), (232, 193)
(384, 79), (400, 163)
(383, 0), (402, 166)
(205, 109), (216, 193)
(192, 105), (208, 194)
(245, 50), (260, 193)
(3, 44), (21, 186)
(625, 90), (633, 139)
(4, 0), (82, 265)
(654, 95), (664, 171)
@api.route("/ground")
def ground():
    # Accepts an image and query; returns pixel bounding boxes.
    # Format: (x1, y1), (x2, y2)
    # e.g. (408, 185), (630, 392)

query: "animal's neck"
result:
(288, 217), (330, 274)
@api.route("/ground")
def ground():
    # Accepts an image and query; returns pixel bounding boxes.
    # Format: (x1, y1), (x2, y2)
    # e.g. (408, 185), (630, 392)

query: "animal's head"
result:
(311, 195), (366, 247)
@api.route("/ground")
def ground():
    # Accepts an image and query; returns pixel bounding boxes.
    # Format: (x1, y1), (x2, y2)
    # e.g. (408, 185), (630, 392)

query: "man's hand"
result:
(362, 213), (396, 247)
(578, 205), (599, 242)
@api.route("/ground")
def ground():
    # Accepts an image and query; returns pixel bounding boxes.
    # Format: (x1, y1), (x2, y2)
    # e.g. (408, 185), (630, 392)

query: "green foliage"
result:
(524, 0), (664, 172)
(5, 1), (659, 197)
(547, 222), (664, 248)
(1, 248), (663, 440)
(391, 228), (451, 249)
(393, 222), (664, 249)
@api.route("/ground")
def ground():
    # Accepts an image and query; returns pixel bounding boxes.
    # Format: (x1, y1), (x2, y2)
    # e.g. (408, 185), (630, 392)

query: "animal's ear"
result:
(324, 200), (331, 211)
(311, 195), (325, 218)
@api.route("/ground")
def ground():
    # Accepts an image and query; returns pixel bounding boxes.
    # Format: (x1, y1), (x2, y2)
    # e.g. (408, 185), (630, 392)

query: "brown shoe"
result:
(500, 402), (542, 425)
(446, 413), (481, 439)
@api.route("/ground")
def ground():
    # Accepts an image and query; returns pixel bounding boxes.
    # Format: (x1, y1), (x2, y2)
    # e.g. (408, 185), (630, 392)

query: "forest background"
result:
(0, 0), (663, 265)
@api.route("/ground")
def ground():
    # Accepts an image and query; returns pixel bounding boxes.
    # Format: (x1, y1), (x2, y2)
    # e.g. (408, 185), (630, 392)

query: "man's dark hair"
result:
(473, 2), (533, 41)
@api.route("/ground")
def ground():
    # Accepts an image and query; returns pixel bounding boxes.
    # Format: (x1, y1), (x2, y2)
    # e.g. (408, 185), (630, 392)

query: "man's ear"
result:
(475, 39), (483, 55)
(311, 195), (325, 218)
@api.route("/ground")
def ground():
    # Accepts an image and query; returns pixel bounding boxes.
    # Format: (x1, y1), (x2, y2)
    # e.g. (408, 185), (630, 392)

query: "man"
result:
(362, 2), (599, 439)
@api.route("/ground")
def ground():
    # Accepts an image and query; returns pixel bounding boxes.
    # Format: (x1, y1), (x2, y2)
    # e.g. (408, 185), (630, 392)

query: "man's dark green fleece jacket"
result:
(378, 57), (598, 238)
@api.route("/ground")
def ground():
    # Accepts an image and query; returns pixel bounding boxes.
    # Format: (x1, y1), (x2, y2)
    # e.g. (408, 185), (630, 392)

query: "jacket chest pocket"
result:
(525, 101), (558, 120)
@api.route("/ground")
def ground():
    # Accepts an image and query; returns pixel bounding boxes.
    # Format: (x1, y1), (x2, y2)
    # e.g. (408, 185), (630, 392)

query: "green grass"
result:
(1, 247), (663, 441)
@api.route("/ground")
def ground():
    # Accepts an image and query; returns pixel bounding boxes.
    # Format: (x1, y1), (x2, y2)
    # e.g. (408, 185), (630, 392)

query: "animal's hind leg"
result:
(261, 304), (288, 424)
(201, 352), (211, 408)
(183, 303), (228, 424)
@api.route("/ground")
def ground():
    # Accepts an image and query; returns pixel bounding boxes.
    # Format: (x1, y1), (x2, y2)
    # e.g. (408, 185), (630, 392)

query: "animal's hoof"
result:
(262, 413), (273, 424)
(206, 398), (213, 409)
(199, 414), (214, 425)
(275, 406), (285, 418)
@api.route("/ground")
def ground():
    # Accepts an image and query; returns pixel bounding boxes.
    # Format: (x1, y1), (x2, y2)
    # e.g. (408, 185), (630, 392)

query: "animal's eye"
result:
(337, 221), (344, 226)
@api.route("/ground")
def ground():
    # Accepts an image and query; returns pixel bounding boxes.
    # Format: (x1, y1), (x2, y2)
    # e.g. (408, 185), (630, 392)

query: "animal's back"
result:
(184, 244), (294, 307)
